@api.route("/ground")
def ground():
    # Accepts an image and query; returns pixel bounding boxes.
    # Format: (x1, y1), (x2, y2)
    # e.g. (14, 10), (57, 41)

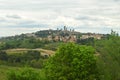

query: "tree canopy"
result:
(45, 43), (99, 80)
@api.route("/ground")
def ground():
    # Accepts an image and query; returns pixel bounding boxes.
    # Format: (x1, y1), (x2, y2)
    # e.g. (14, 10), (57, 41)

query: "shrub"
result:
(7, 67), (41, 80)
(45, 43), (99, 80)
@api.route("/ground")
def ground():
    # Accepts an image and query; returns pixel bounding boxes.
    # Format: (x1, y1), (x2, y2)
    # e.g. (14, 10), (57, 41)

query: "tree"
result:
(45, 43), (99, 80)
(95, 31), (120, 80)
(110, 29), (119, 37)
(25, 50), (41, 61)
(0, 51), (8, 61)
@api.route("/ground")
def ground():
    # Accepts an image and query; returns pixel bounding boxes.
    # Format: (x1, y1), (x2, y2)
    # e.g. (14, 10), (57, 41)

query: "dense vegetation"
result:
(0, 35), (63, 51)
(0, 37), (49, 50)
(6, 43), (99, 80)
(45, 43), (99, 80)
(95, 31), (120, 80)
(7, 67), (46, 80)
(0, 50), (43, 68)
(0, 30), (120, 80)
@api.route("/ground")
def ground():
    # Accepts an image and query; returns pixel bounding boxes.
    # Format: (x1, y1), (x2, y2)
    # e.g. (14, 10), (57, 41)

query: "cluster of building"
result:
(47, 34), (77, 42)
(26, 26), (104, 42)
(81, 33), (103, 40)
(47, 26), (78, 42)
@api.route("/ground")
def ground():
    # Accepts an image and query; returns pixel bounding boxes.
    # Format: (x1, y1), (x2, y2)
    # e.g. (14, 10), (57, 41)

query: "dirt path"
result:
(5, 48), (55, 55)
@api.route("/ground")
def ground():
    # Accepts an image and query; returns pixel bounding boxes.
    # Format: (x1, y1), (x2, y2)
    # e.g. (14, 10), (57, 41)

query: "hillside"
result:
(0, 26), (105, 42)
(0, 29), (120, 80)
(0, 26), (106, 51)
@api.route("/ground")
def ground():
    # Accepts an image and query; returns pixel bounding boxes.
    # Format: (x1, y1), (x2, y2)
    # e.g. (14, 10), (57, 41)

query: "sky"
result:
(0, 0), (120, 37)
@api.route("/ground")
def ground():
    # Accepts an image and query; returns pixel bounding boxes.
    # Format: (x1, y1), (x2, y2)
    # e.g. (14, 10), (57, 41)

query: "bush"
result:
(0, 51), (8, 61)
(7, 67), (42, 80)
(45, 43), (99, 80)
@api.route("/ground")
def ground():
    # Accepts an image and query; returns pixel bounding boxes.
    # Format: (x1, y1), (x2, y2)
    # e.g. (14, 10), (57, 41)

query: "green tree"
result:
(45, 43), (99, 80)
(95, 31), (120, 80)
(25, 50), (41, 61)
(0, 51), (8, 61)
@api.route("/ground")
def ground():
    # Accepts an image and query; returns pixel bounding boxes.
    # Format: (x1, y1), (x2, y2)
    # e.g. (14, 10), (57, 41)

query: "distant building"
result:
(81, 34), (103, 40)
(47, 35), (53, 41)
(26, 33), (36, 37)
(37, 26), (103, 42)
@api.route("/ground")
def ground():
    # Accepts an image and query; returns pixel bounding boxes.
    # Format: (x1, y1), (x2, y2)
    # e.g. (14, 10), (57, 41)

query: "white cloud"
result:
(0, 0), (120, 37)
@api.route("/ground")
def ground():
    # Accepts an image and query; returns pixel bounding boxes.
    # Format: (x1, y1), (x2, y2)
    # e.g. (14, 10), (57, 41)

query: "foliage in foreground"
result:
(96, 31), (120, 80)
(45, 43), (99, 80)
(7, 67), (46, 80)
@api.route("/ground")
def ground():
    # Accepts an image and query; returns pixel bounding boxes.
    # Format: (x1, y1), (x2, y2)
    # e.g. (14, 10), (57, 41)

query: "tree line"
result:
(0, 50), (44, 68)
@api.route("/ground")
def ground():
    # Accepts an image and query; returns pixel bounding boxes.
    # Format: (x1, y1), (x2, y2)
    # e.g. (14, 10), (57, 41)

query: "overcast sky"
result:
(0, 0), (120, 37)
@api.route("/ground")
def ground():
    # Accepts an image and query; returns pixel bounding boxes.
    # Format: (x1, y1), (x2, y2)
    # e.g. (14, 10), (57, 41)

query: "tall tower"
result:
(64, 26), (66, 31)
(64, 26), (67, 32)
(57, 28), (59, 31)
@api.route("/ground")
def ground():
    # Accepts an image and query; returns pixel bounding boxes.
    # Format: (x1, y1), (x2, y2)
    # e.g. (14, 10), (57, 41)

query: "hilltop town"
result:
(26, 26), (104, 42)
